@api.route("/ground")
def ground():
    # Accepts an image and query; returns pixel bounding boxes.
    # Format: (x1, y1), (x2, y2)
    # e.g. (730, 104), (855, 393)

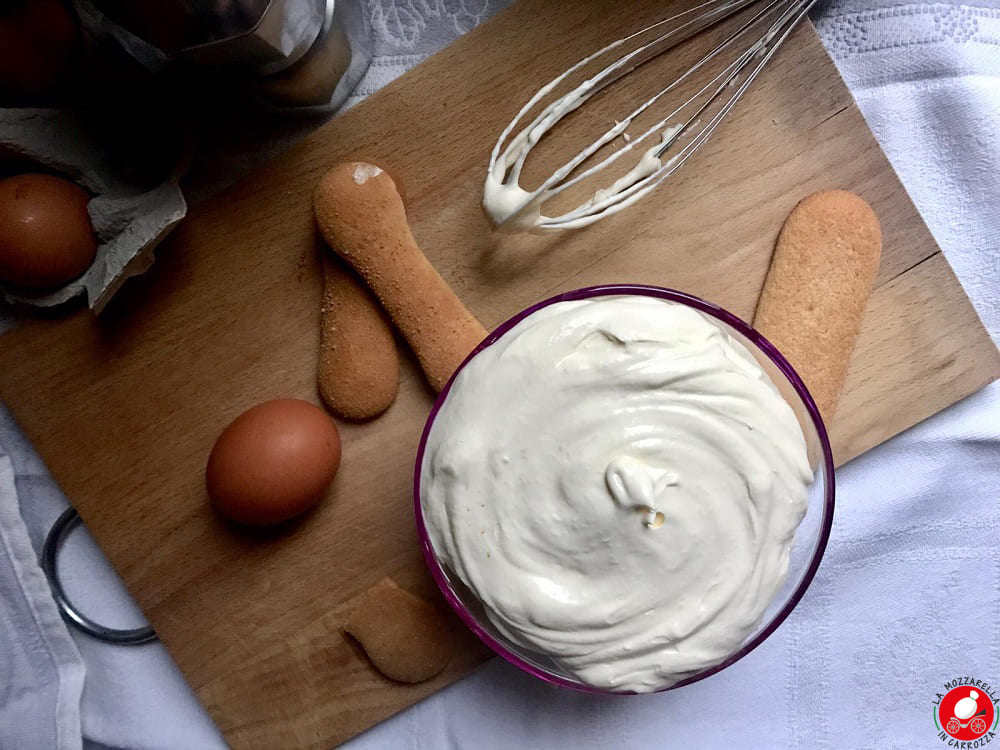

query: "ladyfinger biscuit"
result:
(344, 577), (453, 683)
(753, 190), (881, 423)
(316, 254), (399, 420)
(313, 162), (487, 392)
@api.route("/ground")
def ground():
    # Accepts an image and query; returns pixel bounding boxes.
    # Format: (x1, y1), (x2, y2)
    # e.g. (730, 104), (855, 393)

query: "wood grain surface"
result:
(1, 0), (997, 747)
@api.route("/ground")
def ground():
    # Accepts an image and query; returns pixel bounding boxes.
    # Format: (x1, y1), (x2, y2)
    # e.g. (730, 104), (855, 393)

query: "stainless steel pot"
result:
(80, 0), (371, 111)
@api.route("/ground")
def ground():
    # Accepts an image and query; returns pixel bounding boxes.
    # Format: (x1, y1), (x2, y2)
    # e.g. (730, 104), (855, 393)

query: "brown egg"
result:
(0, 173), (97, 288)
(206, 399), (342, 526)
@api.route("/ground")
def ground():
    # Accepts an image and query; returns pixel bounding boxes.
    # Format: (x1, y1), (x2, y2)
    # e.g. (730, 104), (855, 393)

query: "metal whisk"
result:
(483, 0), (818, 231)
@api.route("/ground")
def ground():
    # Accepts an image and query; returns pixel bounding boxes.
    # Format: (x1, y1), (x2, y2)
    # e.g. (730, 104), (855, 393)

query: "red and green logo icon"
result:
(934, 680), (997, 744)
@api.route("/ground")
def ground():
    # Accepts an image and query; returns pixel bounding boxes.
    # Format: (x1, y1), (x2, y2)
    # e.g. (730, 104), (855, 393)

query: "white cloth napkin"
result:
(0, 453), (83, 750)
(1, 0), (998, 748)
(815, 0), (1000, 342)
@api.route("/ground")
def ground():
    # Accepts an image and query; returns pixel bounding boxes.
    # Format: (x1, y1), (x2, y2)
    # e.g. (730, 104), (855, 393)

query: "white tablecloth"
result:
(2, 1), (998, 748)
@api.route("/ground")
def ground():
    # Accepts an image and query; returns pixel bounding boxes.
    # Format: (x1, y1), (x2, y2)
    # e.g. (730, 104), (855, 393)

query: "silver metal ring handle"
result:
(41, 508), (158, 646)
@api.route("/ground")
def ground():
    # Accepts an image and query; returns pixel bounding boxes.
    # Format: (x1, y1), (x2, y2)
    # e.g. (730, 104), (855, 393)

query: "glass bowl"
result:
(413, 284), (835, 694)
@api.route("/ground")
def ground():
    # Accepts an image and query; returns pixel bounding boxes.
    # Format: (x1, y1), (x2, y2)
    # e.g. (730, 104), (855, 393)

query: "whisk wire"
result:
(490, 0), (759, 208)
(544, 0), (793, 206)
(556, 0), (813, 223)
(484, 0), (818, 230)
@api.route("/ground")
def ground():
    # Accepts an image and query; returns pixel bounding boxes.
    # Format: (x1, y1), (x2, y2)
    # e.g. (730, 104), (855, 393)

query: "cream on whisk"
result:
(420, 295), (812, 692)
(483, 126), (681, 231)
(482, 0), (815, 231)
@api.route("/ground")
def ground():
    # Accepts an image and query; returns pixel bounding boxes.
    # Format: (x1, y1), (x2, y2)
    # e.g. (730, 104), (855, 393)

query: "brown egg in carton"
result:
(0, 108), (187, 313)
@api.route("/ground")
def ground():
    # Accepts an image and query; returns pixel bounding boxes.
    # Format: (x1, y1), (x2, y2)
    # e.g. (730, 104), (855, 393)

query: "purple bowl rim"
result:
(413, 284), (836, 695)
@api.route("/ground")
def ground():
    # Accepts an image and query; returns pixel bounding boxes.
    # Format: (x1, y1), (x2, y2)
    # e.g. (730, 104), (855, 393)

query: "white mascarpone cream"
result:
(420, 295), (812, 692)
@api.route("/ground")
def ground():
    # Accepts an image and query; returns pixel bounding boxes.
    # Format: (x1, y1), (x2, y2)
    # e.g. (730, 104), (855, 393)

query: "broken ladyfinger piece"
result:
(344, 577), (453, 684)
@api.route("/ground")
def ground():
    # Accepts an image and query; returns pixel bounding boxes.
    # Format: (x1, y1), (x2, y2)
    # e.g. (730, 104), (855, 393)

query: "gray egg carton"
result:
(0, 108), (187, 313)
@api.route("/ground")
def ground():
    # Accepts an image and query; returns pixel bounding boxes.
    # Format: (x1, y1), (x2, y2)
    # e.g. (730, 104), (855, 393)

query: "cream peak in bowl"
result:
(415, 286), (835, 694)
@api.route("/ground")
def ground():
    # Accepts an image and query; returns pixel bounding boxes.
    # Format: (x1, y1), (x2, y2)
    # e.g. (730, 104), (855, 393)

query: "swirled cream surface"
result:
(420, 295), (812, 692)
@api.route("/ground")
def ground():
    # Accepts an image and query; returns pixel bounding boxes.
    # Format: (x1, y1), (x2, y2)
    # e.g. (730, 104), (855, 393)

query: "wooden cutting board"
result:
(2, 0), (997, 747)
